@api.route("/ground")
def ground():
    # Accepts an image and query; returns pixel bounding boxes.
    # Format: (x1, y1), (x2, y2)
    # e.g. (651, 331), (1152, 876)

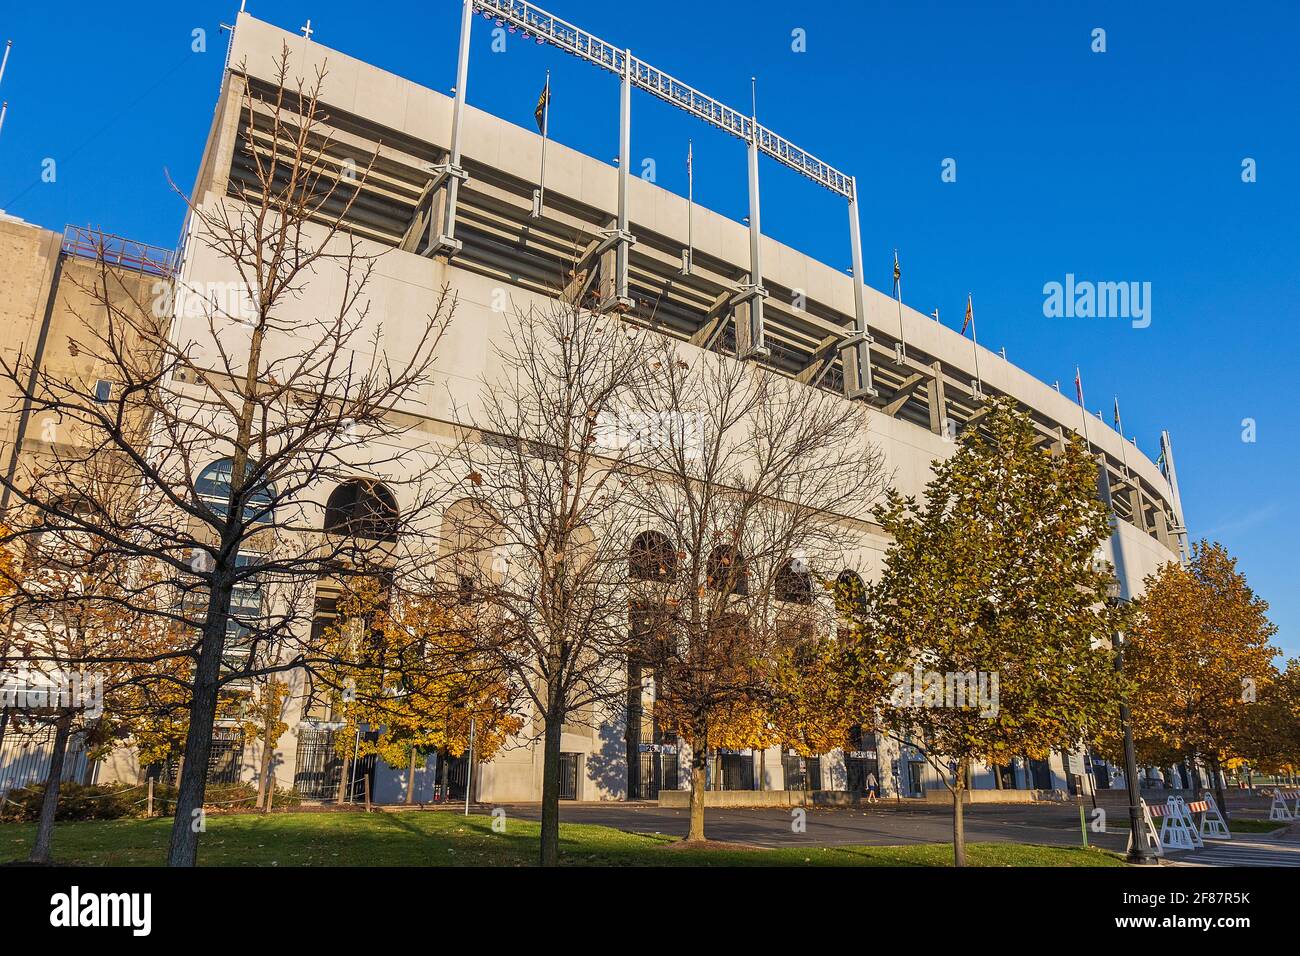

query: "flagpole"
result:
(1076, 366), (1092, 450)
(0, 41), (11, 143)
(534, 70), (551, 218)
(1114, 397), (1130, 474)
(968, 294), (982, 396)
(684, 138), (694, 273)
(892, 250), (906, 363)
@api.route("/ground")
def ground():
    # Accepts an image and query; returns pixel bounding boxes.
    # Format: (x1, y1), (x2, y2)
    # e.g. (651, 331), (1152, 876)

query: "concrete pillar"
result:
(927, 360), (947, 436)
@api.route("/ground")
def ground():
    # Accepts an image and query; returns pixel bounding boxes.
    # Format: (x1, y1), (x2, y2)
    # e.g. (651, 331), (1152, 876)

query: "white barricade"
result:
(1153, 796), (1201, 850)
(1189, 794), (1231, 840)
(1268, 788), (1296, 821)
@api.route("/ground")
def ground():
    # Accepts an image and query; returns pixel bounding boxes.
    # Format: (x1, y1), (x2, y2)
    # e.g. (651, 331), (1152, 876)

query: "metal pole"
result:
(464, 717), (476, 816)
(845, 176), (875, 398)
(1159, 430), (1188, 564)
(534, 70), (550, 216)
(1116, 625), (1158, 864)
(1076, 367), (1092, 450)
(684, 139), (693, 273)
(438, 0), (474, 251)
(0, 41), (11, 90)
(893, 251), (906, 363)
(744, 84), (766, 355)
(615, 49), (632, 304)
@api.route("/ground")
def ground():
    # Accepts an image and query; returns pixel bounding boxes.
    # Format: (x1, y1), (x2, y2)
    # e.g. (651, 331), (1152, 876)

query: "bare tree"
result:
(439, 297), (650, 866)
(0, 47), (456, 866)
(623, 339), (888, 843)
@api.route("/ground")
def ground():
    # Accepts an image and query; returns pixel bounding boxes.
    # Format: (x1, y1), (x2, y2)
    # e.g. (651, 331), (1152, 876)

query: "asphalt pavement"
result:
(501, 799), (1134, 852)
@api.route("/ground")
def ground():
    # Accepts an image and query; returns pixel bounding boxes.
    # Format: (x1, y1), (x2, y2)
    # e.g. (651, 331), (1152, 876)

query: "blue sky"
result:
(0, 1), (1295, 656)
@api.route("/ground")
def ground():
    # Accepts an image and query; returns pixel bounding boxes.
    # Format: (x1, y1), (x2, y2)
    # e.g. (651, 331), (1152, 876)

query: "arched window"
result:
(629, 531), (676, 582)
(197, 458), (275, 524)
(835, 570), (867, 612)
(324, 480), (398, 542)
(439, 497), (506, 598)
(706, 545), (747, 596)
(775, 559), (813, 604)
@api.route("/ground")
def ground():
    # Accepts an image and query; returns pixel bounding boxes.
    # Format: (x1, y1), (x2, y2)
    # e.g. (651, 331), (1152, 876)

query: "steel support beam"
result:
(427, 0), (475, 259)
(927, 361), (948, 436)
(597, 49), (635, 313)
(882, 371), (929, 416)
(735, 130), (768, 359)
(842, 176), (877, 400)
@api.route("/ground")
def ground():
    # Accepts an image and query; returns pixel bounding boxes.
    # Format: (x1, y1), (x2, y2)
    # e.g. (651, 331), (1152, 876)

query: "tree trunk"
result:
(539, 711), (563, 867)
(338, 752), (352, 804)
(406, 747), (417, 806)
(1209, 755), (1230, 821)
(952, 761), (968, 868)
(686, 737), (707, 843)
(165, 587), (231, 867)
(29, 713), (74, 864)
(439, 749), (449, 800)
(255, 726), (274, 813)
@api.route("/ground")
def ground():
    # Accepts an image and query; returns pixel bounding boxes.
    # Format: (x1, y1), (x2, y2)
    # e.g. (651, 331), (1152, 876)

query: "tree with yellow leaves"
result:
(319, 578), (520, 804)
(1239, 658), (1300, 782)
(1120, 541), (1279, 815)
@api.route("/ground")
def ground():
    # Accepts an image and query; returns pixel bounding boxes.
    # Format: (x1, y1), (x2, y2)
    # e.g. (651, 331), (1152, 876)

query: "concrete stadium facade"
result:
(3, 12), (1190, 804)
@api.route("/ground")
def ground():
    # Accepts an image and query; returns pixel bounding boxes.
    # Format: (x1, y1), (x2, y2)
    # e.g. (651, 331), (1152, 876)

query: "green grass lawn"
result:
(0, 811), (1124, 867)
(1228, 818), (1287, 834)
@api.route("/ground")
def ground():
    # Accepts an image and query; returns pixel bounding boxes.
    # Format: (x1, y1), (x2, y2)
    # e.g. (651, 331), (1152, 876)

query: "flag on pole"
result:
(686, 139), (693, 177)
(533, 74), (550, 134)
(893, 250), (901, 291)
(962, 293), (973, 336)
(1113, 396), (1123, 431)
(1074, 367), (1084, 405)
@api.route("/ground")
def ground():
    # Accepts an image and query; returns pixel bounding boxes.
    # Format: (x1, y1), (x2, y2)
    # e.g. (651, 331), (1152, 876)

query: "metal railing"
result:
(61, 225), (178, 277)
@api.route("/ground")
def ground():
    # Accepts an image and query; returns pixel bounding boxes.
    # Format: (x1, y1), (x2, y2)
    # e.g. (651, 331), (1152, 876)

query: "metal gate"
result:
(782, 753), (821, 791)
(208, 727), (245, 785)
(0, 727), (93, 794)
(558, 752), (580, 800)
(293, 728), (343, 799)
(718, 752), (754, 791)
(634, 751), (678, 799)
(161, 726), (245, 787)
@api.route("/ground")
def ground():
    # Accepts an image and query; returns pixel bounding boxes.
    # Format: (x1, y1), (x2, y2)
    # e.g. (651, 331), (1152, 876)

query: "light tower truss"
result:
(473, 0), (853, 198)
(427, 0), (878, 399)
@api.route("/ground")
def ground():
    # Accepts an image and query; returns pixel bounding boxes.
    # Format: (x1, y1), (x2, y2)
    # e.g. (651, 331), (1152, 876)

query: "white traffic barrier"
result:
(1268, 788), (1297, 822)
(1189, 794), (1231, 840)
(1152, 796), (1201, 851)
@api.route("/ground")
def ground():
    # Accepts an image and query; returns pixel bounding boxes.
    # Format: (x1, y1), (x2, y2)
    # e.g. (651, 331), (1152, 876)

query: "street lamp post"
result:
(1110, 581), (1158, 865)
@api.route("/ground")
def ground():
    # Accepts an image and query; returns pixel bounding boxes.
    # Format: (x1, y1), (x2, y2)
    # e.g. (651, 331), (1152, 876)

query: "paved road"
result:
(503, 800), (1132, 852)
(1168, 837), (1300, 867)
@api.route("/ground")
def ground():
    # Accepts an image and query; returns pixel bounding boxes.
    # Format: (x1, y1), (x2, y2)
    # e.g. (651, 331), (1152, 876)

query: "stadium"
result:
(3, 5), (1190, 806)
